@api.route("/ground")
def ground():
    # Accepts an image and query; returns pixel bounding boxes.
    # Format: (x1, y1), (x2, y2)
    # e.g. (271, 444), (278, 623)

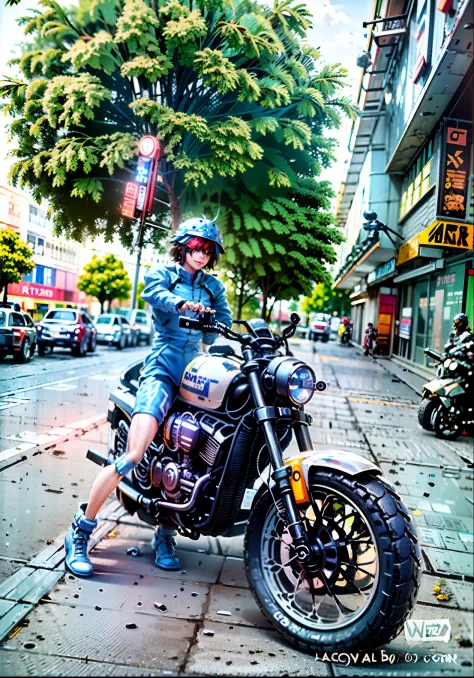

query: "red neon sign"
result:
(121, 182), (139, 219)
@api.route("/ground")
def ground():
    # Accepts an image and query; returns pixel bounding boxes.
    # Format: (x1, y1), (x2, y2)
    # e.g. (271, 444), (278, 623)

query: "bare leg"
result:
(84, 413), (158, 520)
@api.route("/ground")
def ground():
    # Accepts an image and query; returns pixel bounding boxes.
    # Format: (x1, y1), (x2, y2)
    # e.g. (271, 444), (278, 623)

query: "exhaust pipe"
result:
(86, 449), (153, 512)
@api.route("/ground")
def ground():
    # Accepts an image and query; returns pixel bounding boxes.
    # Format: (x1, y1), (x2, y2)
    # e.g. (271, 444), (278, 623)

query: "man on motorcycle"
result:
(64, 216), (232, 577)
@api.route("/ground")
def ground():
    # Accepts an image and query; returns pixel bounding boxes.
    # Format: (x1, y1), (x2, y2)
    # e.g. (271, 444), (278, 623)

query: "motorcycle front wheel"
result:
(244, 470), (421, 654)
(417, 398), (437, 431)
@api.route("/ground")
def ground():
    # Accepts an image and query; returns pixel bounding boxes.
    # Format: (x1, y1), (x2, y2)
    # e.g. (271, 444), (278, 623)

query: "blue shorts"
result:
(133, 345), (199, 424)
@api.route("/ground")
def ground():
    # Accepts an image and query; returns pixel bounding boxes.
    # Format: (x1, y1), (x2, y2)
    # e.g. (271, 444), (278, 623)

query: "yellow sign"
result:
(396, 220), (474, 265)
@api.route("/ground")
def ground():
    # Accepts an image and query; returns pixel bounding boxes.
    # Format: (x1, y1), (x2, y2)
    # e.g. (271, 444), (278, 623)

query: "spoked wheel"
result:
(433, 405), (463, 440)
(244, 470), (421, 654)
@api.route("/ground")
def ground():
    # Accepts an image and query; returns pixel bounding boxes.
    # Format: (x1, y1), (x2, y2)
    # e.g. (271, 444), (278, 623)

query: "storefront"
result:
(7, 280), (88, 320)
(392, 225), (473, 367)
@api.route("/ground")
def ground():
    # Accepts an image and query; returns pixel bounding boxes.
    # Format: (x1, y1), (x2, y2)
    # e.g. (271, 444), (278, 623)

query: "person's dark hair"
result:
(169, 242), (218, 270)
(368, 322), (373, 327)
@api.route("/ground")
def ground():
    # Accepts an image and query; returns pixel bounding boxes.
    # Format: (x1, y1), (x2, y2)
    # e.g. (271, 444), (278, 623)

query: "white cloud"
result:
(308, 0), (350, 26)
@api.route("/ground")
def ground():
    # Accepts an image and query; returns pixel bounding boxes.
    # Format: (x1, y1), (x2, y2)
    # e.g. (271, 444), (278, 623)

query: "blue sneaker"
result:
(152, 526), (181, 571)
(64, 503), (97, 577)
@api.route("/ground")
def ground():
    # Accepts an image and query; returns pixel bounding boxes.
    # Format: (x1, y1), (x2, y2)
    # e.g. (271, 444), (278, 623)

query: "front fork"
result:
(243, 350), (315, 567)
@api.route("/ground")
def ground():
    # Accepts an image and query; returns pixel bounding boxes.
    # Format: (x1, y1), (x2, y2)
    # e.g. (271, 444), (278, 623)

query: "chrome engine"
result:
(115, 411), (235, 505)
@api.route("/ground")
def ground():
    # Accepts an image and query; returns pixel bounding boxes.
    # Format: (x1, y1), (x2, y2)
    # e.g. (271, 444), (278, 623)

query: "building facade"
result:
(1, 185), (87, 319)
(334, 0), (473, 370)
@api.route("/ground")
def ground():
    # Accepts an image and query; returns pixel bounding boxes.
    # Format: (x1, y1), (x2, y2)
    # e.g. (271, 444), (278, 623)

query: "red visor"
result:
(186, 237), (215, 253)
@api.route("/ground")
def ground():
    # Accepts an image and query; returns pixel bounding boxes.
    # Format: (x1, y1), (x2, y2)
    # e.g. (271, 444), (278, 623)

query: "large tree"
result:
(0, 228), (35, 302)
(77, 252), (131, 311)
(1, 0), (353, 249)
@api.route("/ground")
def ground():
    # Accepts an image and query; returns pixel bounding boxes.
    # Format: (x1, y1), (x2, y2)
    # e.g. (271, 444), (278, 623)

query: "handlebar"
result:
(178, 311), (302, 350)
(424, 348), (443, 362)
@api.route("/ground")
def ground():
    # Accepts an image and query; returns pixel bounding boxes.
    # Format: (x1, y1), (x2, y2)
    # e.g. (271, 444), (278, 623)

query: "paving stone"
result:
(449, 581), (474, 610)
(205, 584), (270, 628)
(423, 548), (474, 578)
(48, 571), (135, 610)
(0, 648), (159, 676)
(3, 601), (194, 671)
(215, 535), (244, 559)
(219, 558), (248, 588)
(119, 575), (209, 619)
(90, 536), (225, 583)
(187, 619), (330, 676)
(416, 574), (459, 608)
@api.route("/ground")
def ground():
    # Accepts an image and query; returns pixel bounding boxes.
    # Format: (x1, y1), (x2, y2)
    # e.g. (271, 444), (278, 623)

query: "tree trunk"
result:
(2, 284), (7, 303)
(100, 299), (105, 313)
(260, 281), (268, 321)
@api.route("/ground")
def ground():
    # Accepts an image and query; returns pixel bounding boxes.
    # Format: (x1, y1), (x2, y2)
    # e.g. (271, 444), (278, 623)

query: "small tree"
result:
(0, 227), (35, 302)
(77, 253), (131, 312)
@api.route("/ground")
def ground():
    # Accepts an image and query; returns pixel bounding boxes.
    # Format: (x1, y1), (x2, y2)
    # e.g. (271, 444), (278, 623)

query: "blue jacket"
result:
(141, 263), (232, 351)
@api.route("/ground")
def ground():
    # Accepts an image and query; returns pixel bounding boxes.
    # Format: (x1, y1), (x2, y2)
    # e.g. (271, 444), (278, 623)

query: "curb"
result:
(0, 413), (107, 473)
(0, 498), (123, 643)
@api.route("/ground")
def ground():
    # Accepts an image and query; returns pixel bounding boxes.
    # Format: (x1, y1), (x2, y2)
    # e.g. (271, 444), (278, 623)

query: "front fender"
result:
(284, 450), (382, 504)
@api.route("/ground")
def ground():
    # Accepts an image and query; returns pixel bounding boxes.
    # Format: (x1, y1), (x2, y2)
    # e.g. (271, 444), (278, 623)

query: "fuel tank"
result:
(179, 355), (242, 410)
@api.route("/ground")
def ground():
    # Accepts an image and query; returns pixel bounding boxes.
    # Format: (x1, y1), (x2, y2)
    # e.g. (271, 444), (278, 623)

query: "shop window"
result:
(44, 267), (56, 287)
(34, 265), (44, 285)
(399, 136), (435, 220)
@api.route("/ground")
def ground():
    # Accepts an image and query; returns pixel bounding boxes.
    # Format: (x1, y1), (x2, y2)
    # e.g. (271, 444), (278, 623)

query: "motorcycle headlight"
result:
(444, 359), (451, 368)
(449, 361), (458, 372)
(266, 357), (316, 406)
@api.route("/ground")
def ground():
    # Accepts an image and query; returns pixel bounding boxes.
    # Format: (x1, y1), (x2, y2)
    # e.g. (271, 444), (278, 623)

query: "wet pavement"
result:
(0, 338), (473, 676)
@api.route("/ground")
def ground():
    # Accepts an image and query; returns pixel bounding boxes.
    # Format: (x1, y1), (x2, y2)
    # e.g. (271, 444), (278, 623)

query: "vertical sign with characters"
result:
(438, 122), (471, 221)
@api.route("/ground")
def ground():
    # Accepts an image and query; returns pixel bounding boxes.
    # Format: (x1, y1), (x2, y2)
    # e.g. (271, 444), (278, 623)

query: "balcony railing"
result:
(363, 14), (408, 48)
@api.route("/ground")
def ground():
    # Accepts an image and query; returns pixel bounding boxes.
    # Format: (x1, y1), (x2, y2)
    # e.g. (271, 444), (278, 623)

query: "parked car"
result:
(0, 302), (37, 363)
(115, 308), (153, 345)
(37, 308), (96, 357)
(94, 313), (135, 350)
(308, 312), (331, 342)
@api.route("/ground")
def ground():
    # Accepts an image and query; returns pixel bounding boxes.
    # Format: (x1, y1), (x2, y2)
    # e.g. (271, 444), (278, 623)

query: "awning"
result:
(334, 239), (397, 290)
(386, 0), (473, 174)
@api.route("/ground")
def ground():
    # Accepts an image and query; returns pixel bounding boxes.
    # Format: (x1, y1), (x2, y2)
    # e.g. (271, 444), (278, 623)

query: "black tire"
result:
(72, 340), (86, 357)
(417, 398), (437, 431)
(322, 334), (329, 343)
(14, 338), (31, 364)
(117, 333), (126, 350)
(0, 351), (8, 360)
(88, 334), (97, 353)
(433, 405), (462, 440)
(37, 343), (46, 357)
(244, 470), (421, 654)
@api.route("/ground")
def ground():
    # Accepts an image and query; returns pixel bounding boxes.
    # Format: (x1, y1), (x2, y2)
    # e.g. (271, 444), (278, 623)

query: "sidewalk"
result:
(0, 343), (473, 676)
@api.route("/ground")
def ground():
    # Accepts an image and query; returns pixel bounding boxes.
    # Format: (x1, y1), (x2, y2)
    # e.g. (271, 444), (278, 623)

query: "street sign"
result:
(135, 156), (153, 185)
(396, 220), (474, 265)
(139, 136), (162, 160)
(437, 121), (471, 220)
(121, 182), (139, 219)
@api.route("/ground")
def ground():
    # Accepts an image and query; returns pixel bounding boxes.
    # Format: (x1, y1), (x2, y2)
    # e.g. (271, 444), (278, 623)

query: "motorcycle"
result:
(338, 322), (352, 345)
(419, 346), (474, 440)
(87, 313), (420, 653)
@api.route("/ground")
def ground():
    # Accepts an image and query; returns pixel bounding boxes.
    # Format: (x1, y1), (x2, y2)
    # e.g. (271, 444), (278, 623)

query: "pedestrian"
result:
(64, 215), (232, 577)
(364, 322), (377, 357)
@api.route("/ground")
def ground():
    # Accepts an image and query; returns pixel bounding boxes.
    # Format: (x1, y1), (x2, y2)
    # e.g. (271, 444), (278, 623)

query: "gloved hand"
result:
(178, 301), (216, 314)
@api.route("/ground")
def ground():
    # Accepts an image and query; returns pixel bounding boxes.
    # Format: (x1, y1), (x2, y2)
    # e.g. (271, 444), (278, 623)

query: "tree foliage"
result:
(0, 228), (35, 302)
(1, 0), (355, 251)
(301, 283), (351, 318)
(77, 252), (131, 311)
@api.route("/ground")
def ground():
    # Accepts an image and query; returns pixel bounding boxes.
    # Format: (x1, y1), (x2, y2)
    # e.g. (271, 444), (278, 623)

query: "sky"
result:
(0, 0), (373, 201)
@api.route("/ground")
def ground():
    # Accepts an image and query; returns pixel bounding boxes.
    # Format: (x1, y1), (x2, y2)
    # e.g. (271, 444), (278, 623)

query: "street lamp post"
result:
(121, 136), (163, 311)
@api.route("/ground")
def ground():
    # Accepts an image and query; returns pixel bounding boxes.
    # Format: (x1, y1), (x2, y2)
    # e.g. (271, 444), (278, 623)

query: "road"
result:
(0, 337), (472, 676)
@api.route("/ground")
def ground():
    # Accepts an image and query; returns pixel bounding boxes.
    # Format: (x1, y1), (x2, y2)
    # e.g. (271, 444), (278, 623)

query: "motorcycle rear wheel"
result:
(417, 398), (437, 431)
(433, 406), (462, 440)
(244, 470), (420, 654)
